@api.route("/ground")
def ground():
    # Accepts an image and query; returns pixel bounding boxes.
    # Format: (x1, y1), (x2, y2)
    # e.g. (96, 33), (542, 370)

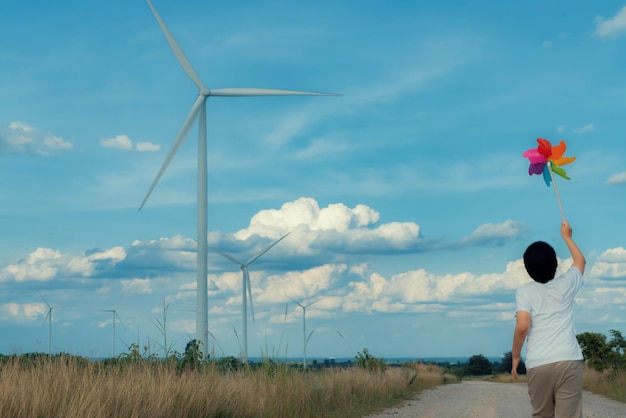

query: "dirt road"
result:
(366, 381), (626, 418)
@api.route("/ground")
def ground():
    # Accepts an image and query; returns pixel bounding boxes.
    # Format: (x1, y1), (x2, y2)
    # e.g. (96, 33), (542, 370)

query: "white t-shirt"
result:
(515, 266), (584, 370)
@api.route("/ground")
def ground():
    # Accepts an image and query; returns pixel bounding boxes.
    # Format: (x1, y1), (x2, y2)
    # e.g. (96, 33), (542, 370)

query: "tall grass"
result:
(583, 366), (626, 403)
(0, 356), (456, 418)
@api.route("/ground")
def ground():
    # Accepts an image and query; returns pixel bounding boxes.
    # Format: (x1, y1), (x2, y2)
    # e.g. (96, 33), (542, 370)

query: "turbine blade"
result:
(305, 298), (322, 309)
(42, 309), (51, 326)
(146, 0), (205, 90)
(307, 329), (315, 343)
(245, 232), (291, 265)
(287, 296), (304, 309)
(39, 293), (51, 308)
(115, 312), (125, 328)
(138, 95), (205, 210)
(245, 269), (255, 323)
(207, 245), (244, 266)
(209, 88), (341, 97)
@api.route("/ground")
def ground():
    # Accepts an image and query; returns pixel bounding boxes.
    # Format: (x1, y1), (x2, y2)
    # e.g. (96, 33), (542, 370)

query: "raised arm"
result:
(561, 221), (585, 275)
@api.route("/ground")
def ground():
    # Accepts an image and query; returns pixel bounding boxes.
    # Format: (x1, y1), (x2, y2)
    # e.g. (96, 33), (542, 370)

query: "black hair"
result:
(523, 241), (557, 284)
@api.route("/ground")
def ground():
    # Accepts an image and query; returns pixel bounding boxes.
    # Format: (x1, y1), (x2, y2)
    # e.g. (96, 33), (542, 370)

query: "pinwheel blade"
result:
(210, 88), (340, 97)
(528, 162), (545, 176)
(523, 148), (545, 165)
(139, 95), (206, 210)
(146, 0), (205, 91)
(536, 138), (553, 159)
(551, 165), (570, 180)
(552, 156), (576, 166)
(542, 164), (552, 187)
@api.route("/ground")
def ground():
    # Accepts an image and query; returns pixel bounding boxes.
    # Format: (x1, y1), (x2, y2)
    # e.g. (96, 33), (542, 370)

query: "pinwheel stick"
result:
(548, 162), (566, 221)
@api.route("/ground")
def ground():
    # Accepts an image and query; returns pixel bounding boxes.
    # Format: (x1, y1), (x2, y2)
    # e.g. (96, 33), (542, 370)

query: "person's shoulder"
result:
(556, 266), (583, 281)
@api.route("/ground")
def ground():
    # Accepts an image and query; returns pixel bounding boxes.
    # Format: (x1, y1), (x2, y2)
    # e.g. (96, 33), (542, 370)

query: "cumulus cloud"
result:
(573, 123), (594, 134)
(0, 246), (126, 282)
(607, 172), (626, 185)
(231, 197), (422, 256)
(100, 134), (132, 150)
(121, 278), (153, 295)
(591, 247), (626, 279)
(594, 6), (626, 39)
(100, 134), (160, 152)
(461, 220), (525, 246)
(0, 121), (72, 155)
(0, 302), (45, 322)
(341, 259), (530, 313)
(136, 142), (161, 152)
(0, 248), (64, 282)
(257, 264), (347, 304)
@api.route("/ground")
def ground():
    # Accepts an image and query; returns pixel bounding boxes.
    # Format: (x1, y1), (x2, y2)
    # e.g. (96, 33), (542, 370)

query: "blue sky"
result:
(1, 0), (625, 360)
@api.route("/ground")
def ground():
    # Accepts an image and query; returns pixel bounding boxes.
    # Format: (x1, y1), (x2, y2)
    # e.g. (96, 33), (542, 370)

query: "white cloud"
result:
(591, 247), (626, 278)
(232, 198), (421, 255)
(594, 6), (626, 39)
(0, 246), (128, 282)
(607, 172), (626, 185)
(462, 220), (524, 245)
(100, 134), (132, 150)
(573, 123), (594, 134)
(135, 141), (160, 152)
(556, 125), (565, 133)
(66, 247), (126, 277)
(121, 278), (153, 295)
(597, 247), (626, 262)
(0, 121), (72, 155)
(0, 302), (45, 322)
(258, 264), (347, 304)
(0, 247), (63, 282)
(100, 135), (160, 152)
(342, 259), (530, 312)
(542, 40), (553, 48)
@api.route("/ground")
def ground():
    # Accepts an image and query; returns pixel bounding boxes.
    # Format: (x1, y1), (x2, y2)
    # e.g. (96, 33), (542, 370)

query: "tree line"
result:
(451, 329), (625, 377)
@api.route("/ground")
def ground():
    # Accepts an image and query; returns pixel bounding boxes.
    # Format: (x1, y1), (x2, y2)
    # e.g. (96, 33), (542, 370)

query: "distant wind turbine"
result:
(40, 293), (71, 357)
(209, 232), (290, 363)
(287, 296), (322, 369)
(100, 304), (124, 358)
(139, 0), (340, 358)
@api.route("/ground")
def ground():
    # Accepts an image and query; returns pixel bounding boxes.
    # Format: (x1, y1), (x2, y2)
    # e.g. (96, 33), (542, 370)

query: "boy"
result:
(512, 221), (586, 418)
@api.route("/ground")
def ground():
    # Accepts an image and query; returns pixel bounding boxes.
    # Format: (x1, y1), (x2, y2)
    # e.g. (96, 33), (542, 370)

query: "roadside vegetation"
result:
(0, 347), (457, 418)
(2, 328), (623, 416)
(455, 329), (626, 404)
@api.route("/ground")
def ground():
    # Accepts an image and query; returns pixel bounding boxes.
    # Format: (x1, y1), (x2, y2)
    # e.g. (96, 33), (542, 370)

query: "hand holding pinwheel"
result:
(523, 138), (576, 221)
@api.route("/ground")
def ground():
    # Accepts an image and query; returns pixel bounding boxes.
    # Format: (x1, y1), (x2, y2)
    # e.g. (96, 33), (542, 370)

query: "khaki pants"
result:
(527, 360), (583, 418)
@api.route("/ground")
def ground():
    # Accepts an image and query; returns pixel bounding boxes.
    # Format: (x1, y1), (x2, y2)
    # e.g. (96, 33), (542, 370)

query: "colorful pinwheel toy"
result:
(523, 138), (576, 220)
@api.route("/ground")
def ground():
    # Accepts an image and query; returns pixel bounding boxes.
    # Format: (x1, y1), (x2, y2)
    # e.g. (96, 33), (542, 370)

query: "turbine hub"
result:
(200, 88), (211, 97)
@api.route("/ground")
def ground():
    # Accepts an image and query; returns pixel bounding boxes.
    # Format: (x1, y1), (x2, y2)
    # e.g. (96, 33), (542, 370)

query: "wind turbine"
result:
(287, 296), (322, 369)
(139, 0), (340, 358)
(40, 294), (71, 357)
(209, 232), (290, 364)
(100, 304), (124, 358)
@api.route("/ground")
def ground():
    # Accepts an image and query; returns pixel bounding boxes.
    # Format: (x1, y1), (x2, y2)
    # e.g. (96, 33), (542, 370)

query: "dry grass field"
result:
(0, 356), (457, 418)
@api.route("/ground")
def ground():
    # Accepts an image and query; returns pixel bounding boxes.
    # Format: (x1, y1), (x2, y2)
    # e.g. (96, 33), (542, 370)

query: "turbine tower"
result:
(40, 294), (71, 357)
(139, 0), (339, 358)
(288, 296), (322, 369)
(209, 232), (290, 364)
(100, 305), (123, 358)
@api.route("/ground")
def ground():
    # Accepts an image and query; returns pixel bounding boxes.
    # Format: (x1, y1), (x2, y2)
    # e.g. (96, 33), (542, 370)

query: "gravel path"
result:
(366, 381), (626, 418)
